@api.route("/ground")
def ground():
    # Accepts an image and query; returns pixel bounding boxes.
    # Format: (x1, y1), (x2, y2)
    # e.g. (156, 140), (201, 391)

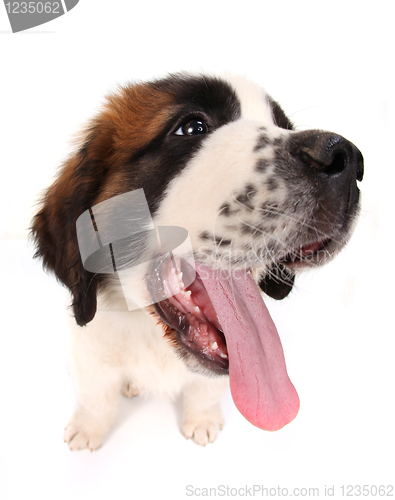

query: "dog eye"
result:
(175, 119), (209, 136)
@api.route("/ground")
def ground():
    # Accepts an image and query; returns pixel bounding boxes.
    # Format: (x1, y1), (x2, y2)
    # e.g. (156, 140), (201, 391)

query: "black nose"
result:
(292, 131), (364, 183)
(288, 130), (363, 222)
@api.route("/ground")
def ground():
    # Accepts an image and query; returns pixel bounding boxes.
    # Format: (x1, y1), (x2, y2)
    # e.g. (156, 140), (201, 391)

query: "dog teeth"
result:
(194, 306), (200, 313)
(220, 353), (228, 359)
(211, 342), (218, 350)
(177, 273), (185, 289)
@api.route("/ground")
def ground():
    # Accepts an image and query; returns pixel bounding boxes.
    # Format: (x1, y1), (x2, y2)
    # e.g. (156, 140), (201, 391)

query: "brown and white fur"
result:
(32, 73), (363, 450)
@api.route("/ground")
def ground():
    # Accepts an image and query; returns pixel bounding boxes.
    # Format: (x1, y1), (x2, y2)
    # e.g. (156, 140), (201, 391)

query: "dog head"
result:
(32, 73), (363, 430)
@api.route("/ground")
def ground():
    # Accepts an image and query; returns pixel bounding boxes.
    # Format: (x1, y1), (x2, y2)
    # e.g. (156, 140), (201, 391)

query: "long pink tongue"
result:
(195, 264), (300, 431)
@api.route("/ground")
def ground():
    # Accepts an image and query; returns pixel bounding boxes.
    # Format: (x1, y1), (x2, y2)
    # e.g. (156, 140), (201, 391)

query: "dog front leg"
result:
(182, 375), (229, 446)
(63, 330), (123, 451)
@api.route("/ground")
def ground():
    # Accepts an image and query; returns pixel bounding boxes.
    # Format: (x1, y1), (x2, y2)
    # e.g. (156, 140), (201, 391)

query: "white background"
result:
(0, 1), (394, 499)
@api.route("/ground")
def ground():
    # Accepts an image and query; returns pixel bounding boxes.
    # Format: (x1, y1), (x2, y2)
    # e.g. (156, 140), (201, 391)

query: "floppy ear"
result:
(31, 81), (177, 325)
(31, 121), (115, 326)
(259, 264), (295, 300)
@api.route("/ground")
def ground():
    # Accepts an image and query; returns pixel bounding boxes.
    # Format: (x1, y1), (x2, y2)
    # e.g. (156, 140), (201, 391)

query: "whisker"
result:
(211, 204), (233, 253)
(236, 215), (295, 261)
(232, 189), (334, 236)
(257, 205), (345, 246)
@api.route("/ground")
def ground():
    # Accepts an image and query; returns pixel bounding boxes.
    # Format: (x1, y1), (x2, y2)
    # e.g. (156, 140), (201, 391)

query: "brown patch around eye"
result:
(96, 82), (178, 168)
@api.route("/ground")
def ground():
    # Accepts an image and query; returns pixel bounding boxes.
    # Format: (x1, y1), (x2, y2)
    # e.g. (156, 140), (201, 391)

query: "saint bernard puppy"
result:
(31, 73), (363, 450)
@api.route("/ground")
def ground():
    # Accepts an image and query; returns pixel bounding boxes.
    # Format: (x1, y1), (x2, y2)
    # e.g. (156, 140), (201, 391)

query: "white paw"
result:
(63, 424), (103, 451)
(182, 410), (225, 446)
(63, 408), (109, 451)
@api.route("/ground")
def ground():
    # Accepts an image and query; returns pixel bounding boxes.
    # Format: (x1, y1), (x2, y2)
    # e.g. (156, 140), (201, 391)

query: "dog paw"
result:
(63, 423), (103, 451)
(121, 382), (139, 399)
(63, 408), (109, 451)
(182, 411), (225, 446)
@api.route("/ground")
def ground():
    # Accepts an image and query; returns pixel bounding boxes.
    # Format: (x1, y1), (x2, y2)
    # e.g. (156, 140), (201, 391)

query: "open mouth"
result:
(280, 238), (332, 268)
(148, 255), (229, 373)
(147, 253), (301, 432)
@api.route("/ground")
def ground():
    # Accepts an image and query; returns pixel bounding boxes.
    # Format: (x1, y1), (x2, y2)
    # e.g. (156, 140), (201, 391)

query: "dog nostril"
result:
(299, 150), (346, 176)
(324, 152), (347, 176)
(294, 132), (363, 182)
